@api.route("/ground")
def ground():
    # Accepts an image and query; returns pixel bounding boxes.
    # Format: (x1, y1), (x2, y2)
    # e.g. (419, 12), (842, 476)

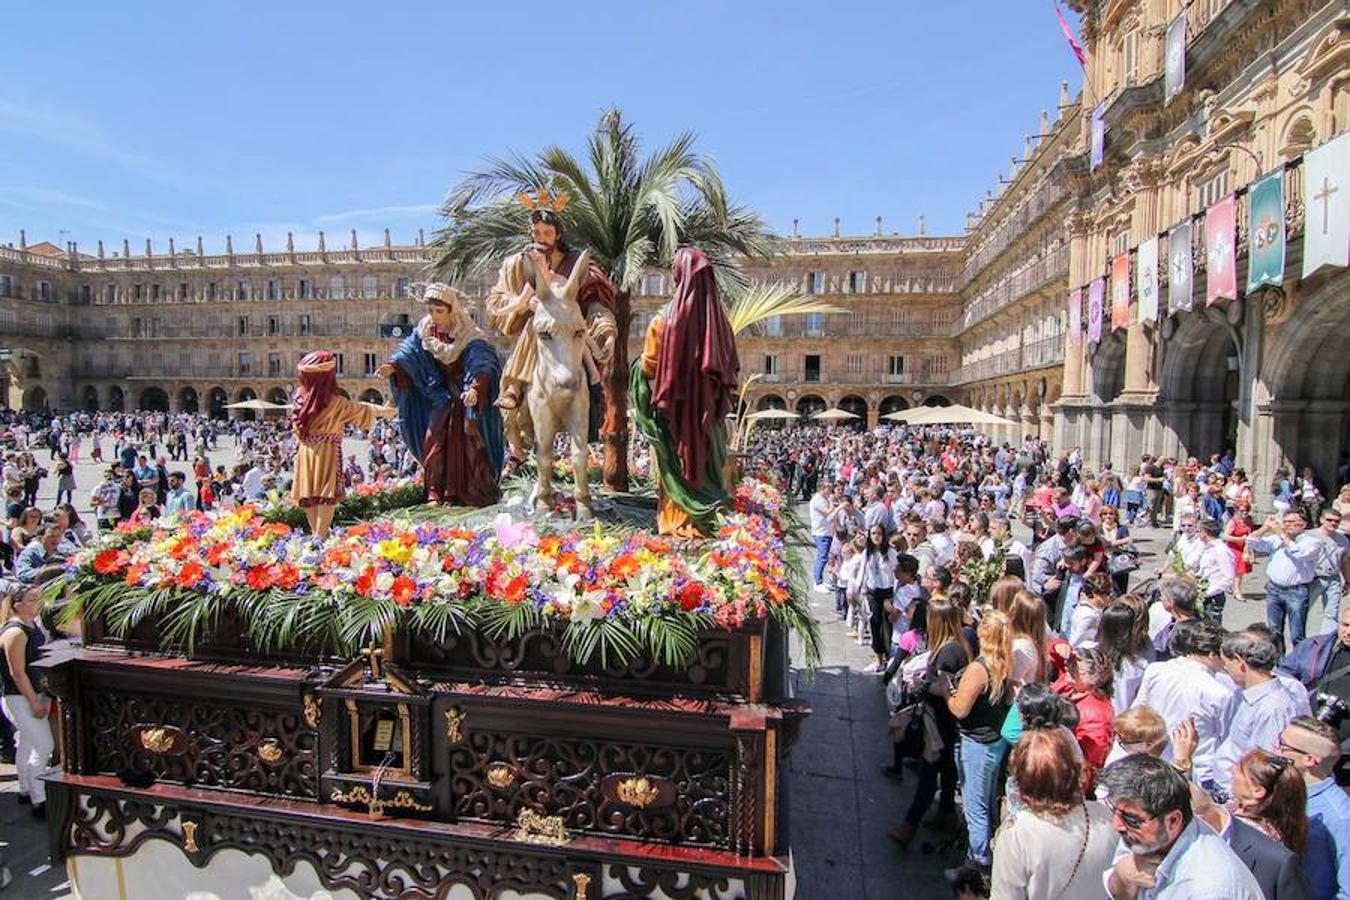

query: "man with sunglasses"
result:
(1307, 509), (1349, 637)
(1276, 717), (1349, 900)
(1100, 754), (1262, 899)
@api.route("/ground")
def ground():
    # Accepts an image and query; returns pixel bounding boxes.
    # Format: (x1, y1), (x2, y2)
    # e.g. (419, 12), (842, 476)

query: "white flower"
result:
(571, 590), (604, 625)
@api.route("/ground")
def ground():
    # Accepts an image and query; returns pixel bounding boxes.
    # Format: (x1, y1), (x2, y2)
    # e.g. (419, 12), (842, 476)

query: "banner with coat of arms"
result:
(1110, 253), (1130, 330)
(1087, 278), (1104, 342)
(1204, 195), (1237, 305)
(1168, 221), (1193, 313)
(1136, 237), (1160, 322)
(1246, 171), (1285, 292)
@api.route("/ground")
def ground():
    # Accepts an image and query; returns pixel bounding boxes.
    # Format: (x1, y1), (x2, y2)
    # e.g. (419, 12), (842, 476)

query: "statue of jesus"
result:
(486, 200), (618, 470)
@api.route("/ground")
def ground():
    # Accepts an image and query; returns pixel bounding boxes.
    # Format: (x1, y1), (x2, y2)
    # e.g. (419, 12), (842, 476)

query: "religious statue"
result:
(486, 192), (618, 472)
(630, 247), (740, 536)
(376, 284), (505, 506)
(290, 351), (397, 538)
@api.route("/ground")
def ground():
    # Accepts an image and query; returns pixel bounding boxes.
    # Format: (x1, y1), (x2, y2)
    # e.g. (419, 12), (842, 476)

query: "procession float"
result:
(36, 218), (819, 897)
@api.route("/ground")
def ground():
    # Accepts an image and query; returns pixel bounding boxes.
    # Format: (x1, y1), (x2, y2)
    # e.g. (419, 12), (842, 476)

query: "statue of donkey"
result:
(520, 249), (594, 521)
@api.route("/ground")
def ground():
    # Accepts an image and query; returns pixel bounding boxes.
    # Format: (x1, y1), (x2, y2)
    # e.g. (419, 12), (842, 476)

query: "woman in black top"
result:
(947, 609), (1015, 871)
(0, 585), (52, 817)
(116, 471), (139, 522)
(889, 595), (969, 848)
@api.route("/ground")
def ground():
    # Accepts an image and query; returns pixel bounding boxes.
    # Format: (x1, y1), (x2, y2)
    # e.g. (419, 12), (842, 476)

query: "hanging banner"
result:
(1205, 195), (1237, 305)
(1090, 102), (1106, 170)
(1137, 236), (1160, 322)
(1067, 288), (1082, 347)
(1110, 253), (1130, 330)
(1246, 170), (1286, 291)
(1164, 12), (1186, 103)
(1087, 278), (1104, 342)
(1168, 221), (1193, 313)
(1302, 130), (1350, 277)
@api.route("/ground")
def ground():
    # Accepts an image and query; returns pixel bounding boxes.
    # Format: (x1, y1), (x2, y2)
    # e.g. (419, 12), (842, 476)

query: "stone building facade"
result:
(1055, 0), (1349, 505)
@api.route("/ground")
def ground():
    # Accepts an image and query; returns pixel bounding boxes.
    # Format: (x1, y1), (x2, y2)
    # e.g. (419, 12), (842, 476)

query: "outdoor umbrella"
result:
(882, 404), (1016, 426)
(224, 399), (293, 410)
(811, 408), (859, 421)
(745, 408), (800, 421)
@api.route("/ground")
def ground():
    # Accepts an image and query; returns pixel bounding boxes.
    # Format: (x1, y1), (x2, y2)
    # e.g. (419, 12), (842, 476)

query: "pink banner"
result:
(1067, 288), (1082, 347)
(1110, 253), (1130, 330)
(1087, 278), (1104, 343)
(1205, 194), (1237, 305)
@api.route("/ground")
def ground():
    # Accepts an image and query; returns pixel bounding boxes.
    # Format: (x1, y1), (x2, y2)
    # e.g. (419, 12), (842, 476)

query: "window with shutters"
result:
(888, 355), (905, 376)
(363, 353), (377, 375)
(846, 354), (864, 377)
(361, 275), (378, 298)
(328, 276), (345, 299)
(848, 271), (867, 293)
(763, 354), (780, 378)
(804, 354), (821, 383)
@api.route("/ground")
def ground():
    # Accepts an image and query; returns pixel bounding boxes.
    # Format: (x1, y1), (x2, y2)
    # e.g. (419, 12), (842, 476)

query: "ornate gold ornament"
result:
(257, 740), (284, 765)
(516, 188), (570, 213)
(330, 785), (432, 818)
(181, 820), (199, 853)
(302, 694), (321, 730)
(445, 707), (464, 745)
(513, 808), (569, 846)
(139, 727), (174, 753)
(571, 872), (592, 898)
(486, 763), (516, 790)
(615, 776), (661, 809)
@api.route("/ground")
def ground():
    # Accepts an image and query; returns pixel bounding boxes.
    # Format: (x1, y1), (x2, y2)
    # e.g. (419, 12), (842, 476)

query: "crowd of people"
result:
(749, 422), (1348, 899)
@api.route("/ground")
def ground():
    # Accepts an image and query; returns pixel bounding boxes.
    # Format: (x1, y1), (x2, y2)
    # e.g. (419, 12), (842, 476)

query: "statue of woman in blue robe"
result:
(376, 284), (504, 506)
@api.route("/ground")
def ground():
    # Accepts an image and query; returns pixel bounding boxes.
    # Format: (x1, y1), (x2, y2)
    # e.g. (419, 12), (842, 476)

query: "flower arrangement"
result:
(259, 476), (425, 529)
(51, 478), (819, 669)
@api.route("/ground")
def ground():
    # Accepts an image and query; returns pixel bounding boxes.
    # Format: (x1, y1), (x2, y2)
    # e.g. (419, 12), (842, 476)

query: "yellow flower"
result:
(376, 538), (413, 567)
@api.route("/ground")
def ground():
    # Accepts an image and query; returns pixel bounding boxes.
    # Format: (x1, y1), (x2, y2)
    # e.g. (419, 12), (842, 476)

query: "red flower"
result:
(124, 563), (148, 586)
(93, 549), (128, 576)
(175, 561), (205, 589)
(391, 576), (416, 607)
(206, 543), (231, 567)
(504, 574), (528, 605)
(354, 566), (377, 598)
(274, 563), (301, 591)
(610, 554), (640, 580)
(246, 566), (275, 591)
(167, 537), (197, 560)
(677, 581), (706, 612)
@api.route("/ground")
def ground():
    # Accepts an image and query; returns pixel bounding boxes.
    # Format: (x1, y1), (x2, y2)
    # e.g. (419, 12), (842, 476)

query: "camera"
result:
(1312, 690), (1348, 727)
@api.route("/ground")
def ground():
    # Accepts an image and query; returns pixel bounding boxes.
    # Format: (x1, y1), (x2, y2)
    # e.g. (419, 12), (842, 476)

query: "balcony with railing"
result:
(960, 243), (1070, 332)
(953, 333), (1066, 385)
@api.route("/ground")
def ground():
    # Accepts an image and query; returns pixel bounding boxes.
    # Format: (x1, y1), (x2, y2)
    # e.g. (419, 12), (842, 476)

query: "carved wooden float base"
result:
(48, 775), (794, 900)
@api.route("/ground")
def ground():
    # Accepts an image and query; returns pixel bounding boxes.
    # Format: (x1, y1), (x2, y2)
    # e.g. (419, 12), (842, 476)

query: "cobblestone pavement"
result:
(0, 457), (1298, 898)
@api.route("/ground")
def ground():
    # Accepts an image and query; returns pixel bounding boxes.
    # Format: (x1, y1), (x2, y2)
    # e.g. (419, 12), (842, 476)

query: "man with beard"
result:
(1099, 754), (1261, 899)
(486, 197), (618, 471)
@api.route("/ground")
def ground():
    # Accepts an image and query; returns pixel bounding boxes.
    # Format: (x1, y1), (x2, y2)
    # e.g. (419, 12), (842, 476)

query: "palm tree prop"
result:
(431, 108), (773, 491)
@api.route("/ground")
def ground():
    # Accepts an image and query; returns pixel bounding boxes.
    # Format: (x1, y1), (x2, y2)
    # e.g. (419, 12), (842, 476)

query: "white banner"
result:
(1137, 237), (1160, 322)
(1303, 131), (1350, 277)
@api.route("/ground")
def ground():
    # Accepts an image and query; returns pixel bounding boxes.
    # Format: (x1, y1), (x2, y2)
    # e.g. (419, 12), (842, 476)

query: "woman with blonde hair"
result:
(1007, 588), (1048, 689)
(889, 595), (970, 849)
(947, 609), (1015, 871)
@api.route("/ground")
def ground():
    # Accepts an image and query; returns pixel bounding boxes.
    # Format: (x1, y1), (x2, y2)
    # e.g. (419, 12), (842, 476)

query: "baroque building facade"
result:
(1055, 0), (1349, 506)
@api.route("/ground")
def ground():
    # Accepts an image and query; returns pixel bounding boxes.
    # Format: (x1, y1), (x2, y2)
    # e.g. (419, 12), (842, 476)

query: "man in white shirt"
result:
(241, 462), (266, 501)
(1306, 508), (1349, 635)
(1132, 620), (1238, 790)
(1171, 514), (1205, 571)
(1101, 755), (1262, 900)
(1193, 520), (1237, 627)
(1210, 632), (1300, 799)
(808, 481), (838, 589)
(1246, 510), (1321, 651)
(927, 517), (956, 566)
(982, 513), (1033, 577)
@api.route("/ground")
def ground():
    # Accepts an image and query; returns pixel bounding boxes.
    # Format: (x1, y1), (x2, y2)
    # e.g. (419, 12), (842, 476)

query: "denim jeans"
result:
(811, 535), (833, 586)
(1266, 581), (1311, 652)
(959, 734), (1008, 866)
(1313, 575), (1344, 635)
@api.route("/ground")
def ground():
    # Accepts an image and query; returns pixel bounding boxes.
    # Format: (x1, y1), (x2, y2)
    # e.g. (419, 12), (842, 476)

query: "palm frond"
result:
(725, 281), (845, 336)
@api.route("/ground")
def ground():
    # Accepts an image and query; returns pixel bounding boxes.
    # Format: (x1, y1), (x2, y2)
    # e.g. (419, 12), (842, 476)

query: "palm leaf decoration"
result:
(431, 108), (774, 492)
(725, 280), (843, 336)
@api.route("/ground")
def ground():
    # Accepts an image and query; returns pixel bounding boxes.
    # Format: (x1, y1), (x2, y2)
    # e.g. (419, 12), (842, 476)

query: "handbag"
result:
(1108, 550), (1140, 575)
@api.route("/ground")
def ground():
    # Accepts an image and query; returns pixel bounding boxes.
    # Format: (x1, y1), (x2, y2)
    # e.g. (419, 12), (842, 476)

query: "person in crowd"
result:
(1187, 770), (1313, 900)
(7, 507), (40, 560)
(1105, 705), (1168, 767)
(163, 471), (194, 518)
(0, 585), (53, 820)
(1097, 596), (1153, 713)
(808, 480), (839, 590)
(890, 595), (969, 850)
(1031, 516), (1079, 599)
(946, 609), (1015, 874)
(1212, 631), (1302, 798)
(116, 471), (140, 522)
(1305, 508), (1348, 637)
(990, 727), (1119, 900)
(1229, 749), (1309, 859)
(1051, 545), (1092, 637)
(1007, 587), (1048, 689)
(1276, 716), (1349, 899)
(1100, 505), (1136, 595)
(1068, 571), (1113, 650)
(1225, 498), (1256, 600)
(128, 487), (160, 526)
(985, 512), (1033, 578)
(14, 523), (63, 584)
(853, 523), (899, 672)
(1132, 619), (1238, 792)
(988, 575), (1024, 616)
(1053, 645), (1115, 790)
(89, 467), (122, 531)
(1099, 754), (1263, 899)
(1246, 509), (1322, 652)
(1149, 579), (1202, 660)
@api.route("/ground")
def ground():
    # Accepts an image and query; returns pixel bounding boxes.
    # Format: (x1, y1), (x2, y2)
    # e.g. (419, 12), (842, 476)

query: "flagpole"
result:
(1053, 0), (1096, 105)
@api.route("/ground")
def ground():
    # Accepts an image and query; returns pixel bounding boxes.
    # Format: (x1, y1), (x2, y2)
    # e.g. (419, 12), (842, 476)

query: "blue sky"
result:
(0, 2), (1082, 252)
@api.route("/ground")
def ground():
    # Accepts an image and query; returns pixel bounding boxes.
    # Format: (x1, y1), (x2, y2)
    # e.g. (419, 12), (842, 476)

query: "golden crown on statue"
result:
(516, 188), (570, 213)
